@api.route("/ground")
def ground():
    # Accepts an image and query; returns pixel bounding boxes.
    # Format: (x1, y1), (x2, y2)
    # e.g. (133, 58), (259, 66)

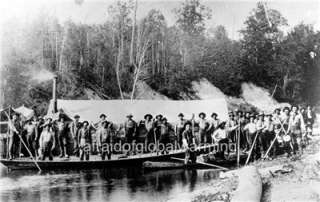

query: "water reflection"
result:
(0, 164), (220, 202)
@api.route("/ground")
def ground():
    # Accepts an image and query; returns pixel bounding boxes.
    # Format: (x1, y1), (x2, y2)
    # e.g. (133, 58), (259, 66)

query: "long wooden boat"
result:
(0, 144), (219, 170)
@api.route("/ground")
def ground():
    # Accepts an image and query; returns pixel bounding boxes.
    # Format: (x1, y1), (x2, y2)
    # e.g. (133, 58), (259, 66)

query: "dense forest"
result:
(1, 0), (320, 115)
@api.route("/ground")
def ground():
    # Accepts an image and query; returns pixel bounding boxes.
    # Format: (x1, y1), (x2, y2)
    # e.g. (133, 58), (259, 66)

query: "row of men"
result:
(7, 105), (316, 161)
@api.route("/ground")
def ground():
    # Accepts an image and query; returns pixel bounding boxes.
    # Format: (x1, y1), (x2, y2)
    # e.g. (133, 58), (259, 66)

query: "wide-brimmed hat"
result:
(74, 114), (80, 119)
(100, 114), (106, 118)
(126, 114), (133, 118)
(144, 114), (153, 119)
(178, 113), (184, 117)
(211, 112), (217, 117)
(218, 121), (226, 128)
(199, 112), (206, 118)
(184, 121), (192, 128)
(156, 114), (163, 119)
(283, 107), (290, 111)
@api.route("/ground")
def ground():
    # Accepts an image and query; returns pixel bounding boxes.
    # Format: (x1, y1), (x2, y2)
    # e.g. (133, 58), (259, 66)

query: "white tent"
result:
(13, 105), (35, 120)
(47, 99), (228, 124)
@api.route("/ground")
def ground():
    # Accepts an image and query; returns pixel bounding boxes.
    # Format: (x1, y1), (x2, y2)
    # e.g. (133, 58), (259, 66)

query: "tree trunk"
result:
(129, 0), (137, 65)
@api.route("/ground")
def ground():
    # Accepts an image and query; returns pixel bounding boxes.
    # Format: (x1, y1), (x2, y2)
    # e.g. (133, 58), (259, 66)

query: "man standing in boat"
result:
(243, 115), (257, 153)
(212, 122), (229, 159)
(97, 120), (112, 160)
(154, 114), (163, 148)
(79, 121), (92, 161)
(227, 112), (238, 143)
(159, 117), (173, 154)
(23, 119), (37, 158)
(56, 116), (69, 158)
(8, 113), (22, 160)
(207, 113), (220, 144)
(144, 114), (154, 150)
(124, 114), (137, 144)
(175, 113), (186, 148)
(39, 118), (55, 161)
(182, 121), (196, 165)
(197, 112), (209, 144)
(69, 114), (82, 157)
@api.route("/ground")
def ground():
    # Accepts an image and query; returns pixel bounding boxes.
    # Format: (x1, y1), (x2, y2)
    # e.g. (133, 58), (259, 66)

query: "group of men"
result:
(6, 104), (316, 163)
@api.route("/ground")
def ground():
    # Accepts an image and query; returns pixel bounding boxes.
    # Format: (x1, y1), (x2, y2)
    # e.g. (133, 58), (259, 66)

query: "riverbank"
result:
(167, 135), (320, 202)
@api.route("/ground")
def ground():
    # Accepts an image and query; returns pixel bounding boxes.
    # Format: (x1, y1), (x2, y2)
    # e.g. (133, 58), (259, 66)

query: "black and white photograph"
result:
(0, 0), (320, 201)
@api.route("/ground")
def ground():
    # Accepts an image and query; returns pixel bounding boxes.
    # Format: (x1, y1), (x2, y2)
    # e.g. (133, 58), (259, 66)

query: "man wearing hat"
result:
(182, 121), (196, 164)
(262, 114), (275, 158)
(243, 115), (257, 152)
(69, 114), (82, 156)
(212, 121), (229, 159)
(144, 114), (155, 148)
(175, 113), (186, 147)
(124, 114), (137, 145)
(8, 113), (22, 160)
(198, 112), (209, 144)
(96, 120), (112, 160)
(227, 112), (238, 143)
(153, 114), (163, 146)
(56, 116), (69, 158)
(78, 121), (92, 161)
(207, 113), (220, 143)
(289, 105), (305, 155)
(159, 117), (173, 154)
(39, 118), (55, 161)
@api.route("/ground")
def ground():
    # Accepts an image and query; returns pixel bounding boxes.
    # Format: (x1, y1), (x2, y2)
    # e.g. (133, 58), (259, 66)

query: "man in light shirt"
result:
(243, 115), (257, 152)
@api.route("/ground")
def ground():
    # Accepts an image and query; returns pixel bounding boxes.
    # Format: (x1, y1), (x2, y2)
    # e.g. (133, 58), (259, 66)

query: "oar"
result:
(170, 157), (229, 171)
(5, 112), (42, 172)
(245, 131), (260, 165)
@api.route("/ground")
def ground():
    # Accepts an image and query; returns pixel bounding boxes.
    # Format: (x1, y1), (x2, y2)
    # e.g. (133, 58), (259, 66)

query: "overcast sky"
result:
(1, 0), (320, 40)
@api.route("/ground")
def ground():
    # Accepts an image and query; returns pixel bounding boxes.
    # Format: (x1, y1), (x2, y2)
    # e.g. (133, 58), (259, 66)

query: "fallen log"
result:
(231, 166), (262, 202)
(143, 161), (184, 169)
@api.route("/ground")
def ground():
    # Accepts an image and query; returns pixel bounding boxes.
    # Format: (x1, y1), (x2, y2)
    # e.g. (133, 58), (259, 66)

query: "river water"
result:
(0, 165), (220, 202)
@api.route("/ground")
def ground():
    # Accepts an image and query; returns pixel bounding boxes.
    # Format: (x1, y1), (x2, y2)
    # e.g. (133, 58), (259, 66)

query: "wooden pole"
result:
(245, 131), (260, 165)
(170, 157), (229, 171)
(236, 125), (240, 168)
(263, 121), (289, 159)
(5, 112), (42, 171)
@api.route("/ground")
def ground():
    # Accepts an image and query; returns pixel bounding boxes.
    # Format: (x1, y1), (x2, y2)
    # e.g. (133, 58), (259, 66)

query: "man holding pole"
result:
(8, 113), (22, 160)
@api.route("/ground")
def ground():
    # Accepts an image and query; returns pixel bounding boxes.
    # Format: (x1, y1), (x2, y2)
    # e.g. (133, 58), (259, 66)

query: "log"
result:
(143, 161), (184, 169)
(231, 166), (262, 202)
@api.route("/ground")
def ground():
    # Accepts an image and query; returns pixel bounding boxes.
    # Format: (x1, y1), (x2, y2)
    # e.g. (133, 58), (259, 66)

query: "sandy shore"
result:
(168, 135), (320, 202)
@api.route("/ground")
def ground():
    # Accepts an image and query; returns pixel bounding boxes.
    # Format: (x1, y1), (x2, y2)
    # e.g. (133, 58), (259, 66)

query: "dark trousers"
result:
(246, 132), (255, 151)
(101, 141), (111, 160)
(41, 141), (53, 161)
(73, 136), (79, 156)
(177, 128), (184, 147)
(126, 128), (135, 143)
(26, 134), (36, 157)
(58, 134), (68, 156)
(217, 138), (229, 159)
(200, 129), (207, 144)
(185, 145), (197, 164)
(8, 135), (16, 159)
(159, 134), (169, 154)
(80, 146), (90, 161)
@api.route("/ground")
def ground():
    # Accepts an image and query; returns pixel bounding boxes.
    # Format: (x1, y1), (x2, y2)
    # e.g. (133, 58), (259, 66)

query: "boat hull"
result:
(0, 145), (218, 170)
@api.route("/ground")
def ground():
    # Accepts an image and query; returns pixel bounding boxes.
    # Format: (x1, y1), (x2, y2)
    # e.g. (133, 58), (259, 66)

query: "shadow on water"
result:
(0, 164), (220, 202)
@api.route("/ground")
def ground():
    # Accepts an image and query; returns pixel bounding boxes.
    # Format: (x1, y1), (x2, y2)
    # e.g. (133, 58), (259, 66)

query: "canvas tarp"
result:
(13, 105), (35, 120)
(47, 99), (228, 124)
